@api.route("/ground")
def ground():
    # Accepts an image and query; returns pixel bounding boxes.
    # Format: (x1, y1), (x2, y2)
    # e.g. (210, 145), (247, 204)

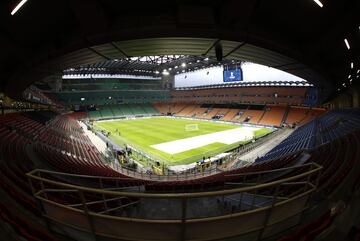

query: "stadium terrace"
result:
(0, 1), (359, 241)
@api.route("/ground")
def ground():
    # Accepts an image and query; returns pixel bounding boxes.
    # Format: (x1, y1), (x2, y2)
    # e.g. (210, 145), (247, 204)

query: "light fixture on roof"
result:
(181, 63), (186, 68)
(114, 59), (119, 62)
(351, 62), (354, 69)
(154, 71), (160, 74)
(344, 39), (351, 50)
(11, 0), (28, 15)
(313, 0), (323, 8)
(204, 58), (209, 61)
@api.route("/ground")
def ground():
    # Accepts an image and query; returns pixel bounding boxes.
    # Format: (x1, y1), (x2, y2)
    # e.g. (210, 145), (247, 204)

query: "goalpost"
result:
(185, 123), (199, 132)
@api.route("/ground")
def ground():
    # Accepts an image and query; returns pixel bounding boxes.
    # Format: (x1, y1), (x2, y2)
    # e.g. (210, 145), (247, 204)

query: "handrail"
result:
(27, 161), (319, 184)
(27, 162), (322, 199)
(35, 188), (315, 223)
(28, 166), (221, 182)
(26, 168), (140, 181)
(68, 197), (127, 207)
(225, 162), (319, 177)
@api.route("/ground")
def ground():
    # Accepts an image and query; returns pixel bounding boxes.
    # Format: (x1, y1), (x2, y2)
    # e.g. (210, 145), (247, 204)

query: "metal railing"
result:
(108, 157), (227, 181)
(26, 162), (322, 241)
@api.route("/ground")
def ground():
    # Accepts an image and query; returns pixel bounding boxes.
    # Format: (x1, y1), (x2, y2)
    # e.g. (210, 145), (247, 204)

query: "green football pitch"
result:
(94, 117), (272, 166)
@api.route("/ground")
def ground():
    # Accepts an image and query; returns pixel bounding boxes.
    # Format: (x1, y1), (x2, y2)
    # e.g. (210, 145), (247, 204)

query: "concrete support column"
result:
(352, 84), (360, 108)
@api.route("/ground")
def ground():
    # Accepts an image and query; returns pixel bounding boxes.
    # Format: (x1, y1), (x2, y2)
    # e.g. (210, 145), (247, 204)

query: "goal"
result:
(185, 124), (199, 132)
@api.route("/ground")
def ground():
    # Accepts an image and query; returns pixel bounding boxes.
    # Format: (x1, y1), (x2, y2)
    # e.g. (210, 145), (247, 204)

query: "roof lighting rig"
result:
(62, 56), (235, 78)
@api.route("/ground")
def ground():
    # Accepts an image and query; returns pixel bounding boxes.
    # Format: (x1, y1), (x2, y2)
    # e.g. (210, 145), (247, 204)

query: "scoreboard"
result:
(223, 69), (243, 82)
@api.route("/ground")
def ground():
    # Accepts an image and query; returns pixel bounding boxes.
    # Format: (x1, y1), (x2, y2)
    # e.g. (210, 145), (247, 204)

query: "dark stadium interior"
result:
(0, 0), (360, 241)
(0, 0), (359, 96)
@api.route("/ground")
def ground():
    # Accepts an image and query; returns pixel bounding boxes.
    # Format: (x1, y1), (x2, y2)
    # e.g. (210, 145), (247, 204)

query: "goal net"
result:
(185, 124), (199, 132)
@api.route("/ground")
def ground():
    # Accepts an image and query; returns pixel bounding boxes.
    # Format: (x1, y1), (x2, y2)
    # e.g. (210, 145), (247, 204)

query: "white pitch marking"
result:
(151, 127), (260, 155)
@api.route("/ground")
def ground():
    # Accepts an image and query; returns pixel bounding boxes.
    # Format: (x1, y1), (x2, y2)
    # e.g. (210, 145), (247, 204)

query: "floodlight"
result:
(11, 0), (28, 15)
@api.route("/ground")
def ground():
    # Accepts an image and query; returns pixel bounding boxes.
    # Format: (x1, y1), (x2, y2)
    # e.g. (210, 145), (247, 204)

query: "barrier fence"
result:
(27, 162), (322, 241)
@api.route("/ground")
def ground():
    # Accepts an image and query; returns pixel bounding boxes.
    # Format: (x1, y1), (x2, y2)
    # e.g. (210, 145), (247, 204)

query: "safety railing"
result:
(108, 159), (224, 181)
(27, 162), (322, 241)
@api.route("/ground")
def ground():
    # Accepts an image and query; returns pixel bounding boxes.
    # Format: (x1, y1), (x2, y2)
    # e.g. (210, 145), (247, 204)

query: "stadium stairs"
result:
(281, 106), (291, 124)
(257, 107), (267, 123)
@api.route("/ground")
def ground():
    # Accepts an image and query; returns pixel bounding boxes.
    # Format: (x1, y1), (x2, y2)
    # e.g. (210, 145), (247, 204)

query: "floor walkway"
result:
(228, 128), (294, 169)
(79, 121), (107, 154)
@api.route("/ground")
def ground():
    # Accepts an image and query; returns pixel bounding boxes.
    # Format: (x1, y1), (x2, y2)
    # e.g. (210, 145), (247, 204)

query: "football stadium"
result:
(0, 1), (360, 241)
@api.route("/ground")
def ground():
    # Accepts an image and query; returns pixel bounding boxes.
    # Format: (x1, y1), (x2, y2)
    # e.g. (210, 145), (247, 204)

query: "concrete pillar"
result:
(352, 85), (360, 108)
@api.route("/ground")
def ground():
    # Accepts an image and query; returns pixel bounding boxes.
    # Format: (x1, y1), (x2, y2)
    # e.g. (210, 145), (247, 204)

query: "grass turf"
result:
(94, 117), (272, 166)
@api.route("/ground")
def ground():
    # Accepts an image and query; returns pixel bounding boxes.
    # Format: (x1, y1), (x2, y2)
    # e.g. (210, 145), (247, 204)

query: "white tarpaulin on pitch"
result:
(151, 127), (259, 154)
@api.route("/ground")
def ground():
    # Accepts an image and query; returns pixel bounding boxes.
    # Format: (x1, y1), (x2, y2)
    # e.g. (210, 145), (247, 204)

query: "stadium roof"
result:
(62, 55), (234, 77)
(0, 0), (359, 99)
